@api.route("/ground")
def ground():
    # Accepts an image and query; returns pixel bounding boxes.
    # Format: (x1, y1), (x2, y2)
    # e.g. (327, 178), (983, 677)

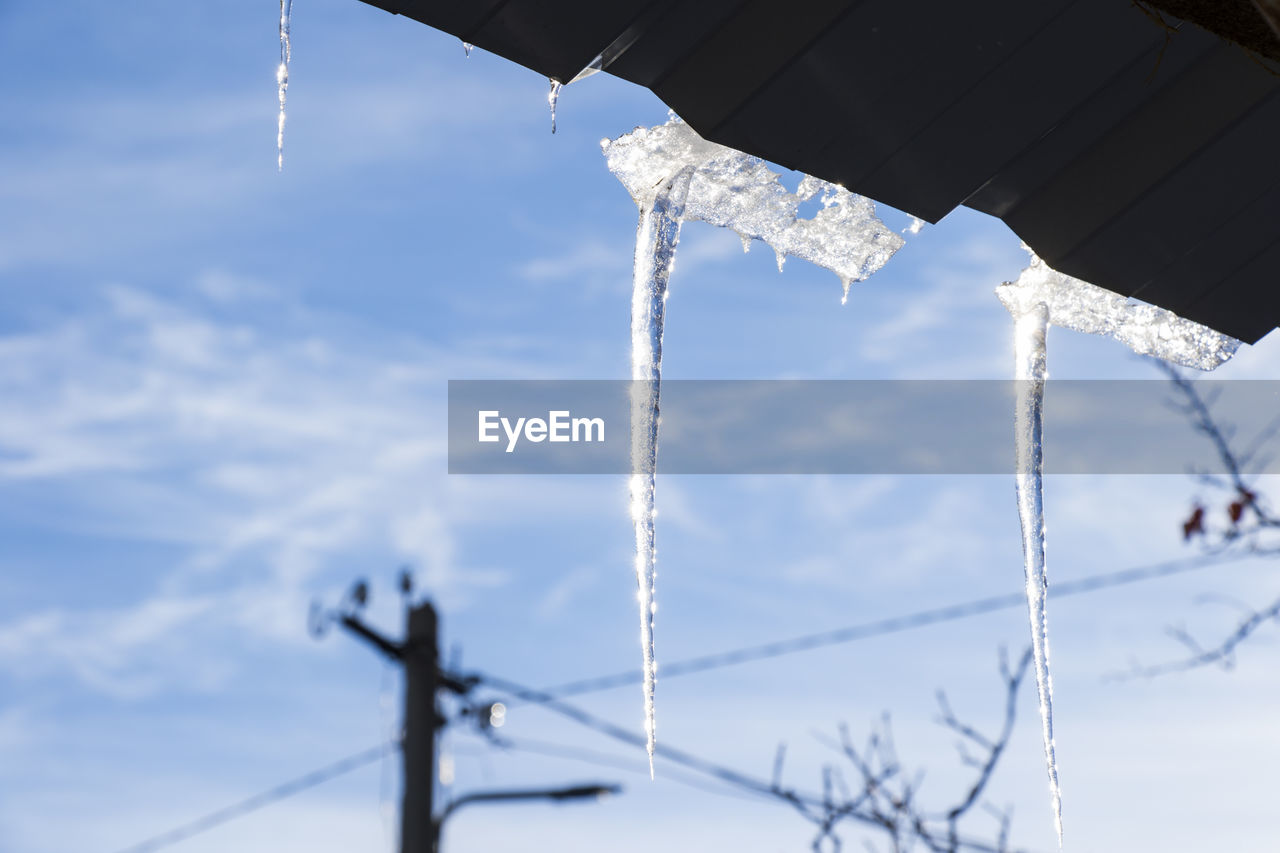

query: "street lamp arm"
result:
(437, 782), (622, 825)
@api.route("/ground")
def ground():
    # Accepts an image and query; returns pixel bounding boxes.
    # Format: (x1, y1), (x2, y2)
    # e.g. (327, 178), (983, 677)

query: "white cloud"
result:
(518, 240), (627, 284)
(0, 279), (577, 692)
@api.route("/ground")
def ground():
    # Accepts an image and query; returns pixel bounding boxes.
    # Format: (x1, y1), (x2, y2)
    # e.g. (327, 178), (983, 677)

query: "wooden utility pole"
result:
(325, 581), (619, 852)
(401, 601), (440, 853)
(331, 587), (447, 852)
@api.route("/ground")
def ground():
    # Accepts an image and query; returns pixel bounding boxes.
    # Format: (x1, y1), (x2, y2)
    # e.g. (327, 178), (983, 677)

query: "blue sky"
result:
(3, 2), (1280, 851)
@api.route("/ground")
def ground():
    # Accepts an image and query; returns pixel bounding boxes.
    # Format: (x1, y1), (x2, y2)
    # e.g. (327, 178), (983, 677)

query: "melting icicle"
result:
(996, 249), (1242, 846)
(548, 79), (562, 134)
(276, 0), (293, 171)
(626, 166), (694, 776)
(604, 116), (904, 775)
(1009, 300), (1062, 846)
(462, 41), (473, 56)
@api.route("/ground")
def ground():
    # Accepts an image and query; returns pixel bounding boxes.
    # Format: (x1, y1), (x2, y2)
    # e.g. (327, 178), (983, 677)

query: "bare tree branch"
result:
(775, 647), (1035, 853)
(1121, 597), (1280, 678)
(1119, 365), (1280, 677)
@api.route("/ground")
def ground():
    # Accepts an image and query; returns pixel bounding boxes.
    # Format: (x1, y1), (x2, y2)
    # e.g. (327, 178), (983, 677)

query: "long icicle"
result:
(605, 117), (904, 781)
(629, 166), (694, 777)
(1011, 302), (1063, 846)
(995, 246), (1242, 846)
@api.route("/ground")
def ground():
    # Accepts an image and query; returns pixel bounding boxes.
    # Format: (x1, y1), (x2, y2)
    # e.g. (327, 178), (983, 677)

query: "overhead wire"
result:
(108, 741), (397, 853)
(480, 733), (765, 803)
(107, 551), (1251, 852)
(506, 553), (1252, 704)
(474, 670), (824, 805)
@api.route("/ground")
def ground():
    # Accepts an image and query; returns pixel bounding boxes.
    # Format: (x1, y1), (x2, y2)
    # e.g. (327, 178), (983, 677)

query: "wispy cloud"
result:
(0, 278), (578, 693)
(858, 226), (1024, 375)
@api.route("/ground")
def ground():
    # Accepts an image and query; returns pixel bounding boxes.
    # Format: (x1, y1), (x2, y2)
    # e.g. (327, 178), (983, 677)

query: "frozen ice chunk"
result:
(603, 117), (904, 296)
(996, 250), (1241, 371)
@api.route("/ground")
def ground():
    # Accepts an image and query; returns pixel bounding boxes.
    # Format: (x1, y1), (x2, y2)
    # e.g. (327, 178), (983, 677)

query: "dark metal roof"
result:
(359, 0), (1280, 343)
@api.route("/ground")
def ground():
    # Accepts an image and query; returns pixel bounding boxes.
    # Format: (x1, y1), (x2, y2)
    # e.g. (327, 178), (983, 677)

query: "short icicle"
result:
(548, 79), (562, 134)
(276, 0), (293, 171)
(628, 165), (695, 777)
(1010, 301), (1063, 847)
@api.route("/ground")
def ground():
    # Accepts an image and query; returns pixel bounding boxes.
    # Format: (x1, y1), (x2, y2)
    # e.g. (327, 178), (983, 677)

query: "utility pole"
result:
(316, 577), (621, 853)
(323, 578), (454, 853)
(401, 601), (439, 853)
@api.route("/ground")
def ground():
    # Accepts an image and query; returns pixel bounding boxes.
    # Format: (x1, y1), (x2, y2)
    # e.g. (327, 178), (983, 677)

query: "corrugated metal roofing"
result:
(359, 0), (1280, 343)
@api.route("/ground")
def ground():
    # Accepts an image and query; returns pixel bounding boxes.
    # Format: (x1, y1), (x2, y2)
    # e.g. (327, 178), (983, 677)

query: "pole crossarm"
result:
(338, 613), (405, 661)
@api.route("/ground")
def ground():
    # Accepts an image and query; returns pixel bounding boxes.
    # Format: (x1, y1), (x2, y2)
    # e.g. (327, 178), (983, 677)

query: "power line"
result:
(485, 733), (764, 803)
(108, 741), (397, 853)
(470, 671), (1026, 852)
(106, 552), (1249, 852)
(475, 671), (808, 803)
(513, 553), (1252, 703)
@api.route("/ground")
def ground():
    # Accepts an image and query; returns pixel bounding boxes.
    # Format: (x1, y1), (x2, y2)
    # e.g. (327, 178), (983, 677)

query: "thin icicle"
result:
(276, 0), (293, 171)
(1009, 301), (1063, 846)
(627, 166), (695, 776)
(996, 248), (1242, 846)
(604, 117), (904, 777)
(462, 41), (473, 56)
(548, 79), (562, 134)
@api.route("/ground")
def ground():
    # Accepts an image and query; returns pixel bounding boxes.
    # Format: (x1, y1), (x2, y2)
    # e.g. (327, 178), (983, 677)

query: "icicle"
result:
(548, 79), (562, 134)
(276, 0), (293, 171)
(462, 41), (473, 56)
(604, 118), (905, 775)
(625, 166), (695, 776)
(774, 251), (786, 272)
(840, 277), (852, 305)
(1009, 301), (1063, 846)
(996, 248), (1242, 846)
(738, 232), (752, 253)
